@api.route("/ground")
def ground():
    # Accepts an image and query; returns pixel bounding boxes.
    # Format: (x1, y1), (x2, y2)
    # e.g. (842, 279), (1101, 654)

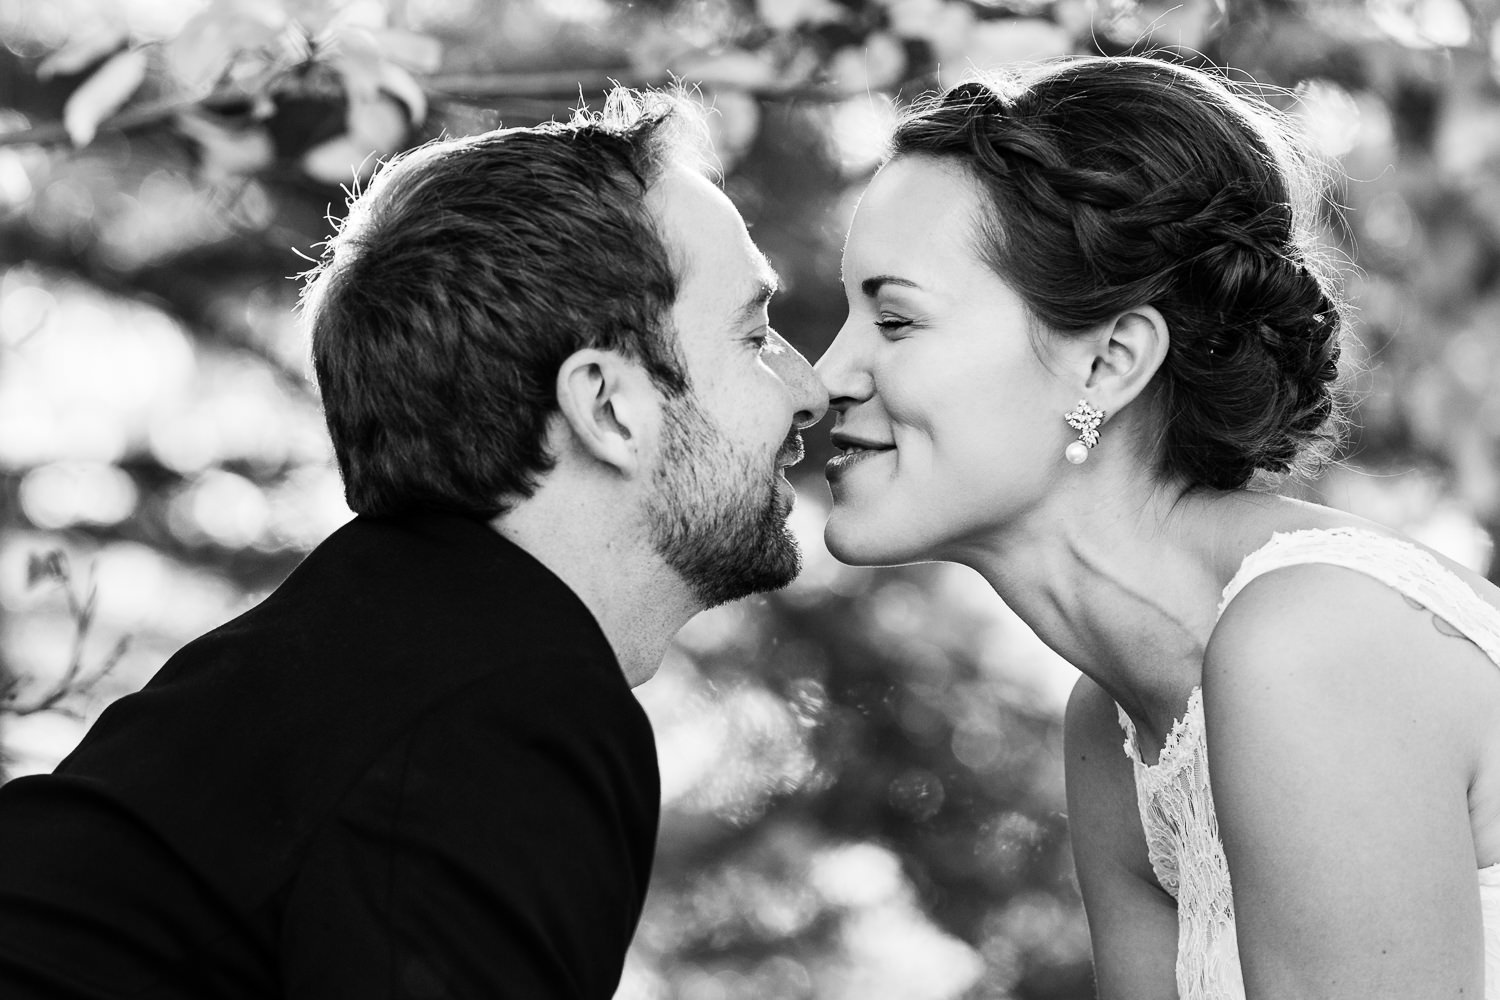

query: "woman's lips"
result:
(825, 442), (893, 482)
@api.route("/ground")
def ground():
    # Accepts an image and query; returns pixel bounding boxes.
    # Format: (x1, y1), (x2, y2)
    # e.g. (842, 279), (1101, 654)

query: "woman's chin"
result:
(823, 515), (913, 568)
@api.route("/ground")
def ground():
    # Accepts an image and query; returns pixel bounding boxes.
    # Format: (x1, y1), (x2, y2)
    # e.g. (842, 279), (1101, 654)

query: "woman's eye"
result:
(875, 317), (912, 334)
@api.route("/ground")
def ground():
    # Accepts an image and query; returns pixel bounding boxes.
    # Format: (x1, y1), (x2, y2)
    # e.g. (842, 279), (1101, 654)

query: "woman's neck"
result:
(963, 480), (1266, 754)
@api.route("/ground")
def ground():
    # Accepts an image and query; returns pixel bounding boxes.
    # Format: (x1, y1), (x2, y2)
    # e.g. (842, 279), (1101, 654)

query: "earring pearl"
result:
(1063, 399), (1105, 466)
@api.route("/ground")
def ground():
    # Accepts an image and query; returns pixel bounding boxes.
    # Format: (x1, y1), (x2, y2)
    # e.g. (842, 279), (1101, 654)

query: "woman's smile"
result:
(825, 432), (895, 483)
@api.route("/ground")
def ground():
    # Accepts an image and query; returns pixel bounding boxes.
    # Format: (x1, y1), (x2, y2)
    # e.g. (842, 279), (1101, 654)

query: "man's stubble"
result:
(646, 392), (801, 609)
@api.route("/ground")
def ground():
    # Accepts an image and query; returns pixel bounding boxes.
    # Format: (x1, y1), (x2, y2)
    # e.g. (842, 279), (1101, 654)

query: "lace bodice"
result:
(1116, 526), (1500, 999)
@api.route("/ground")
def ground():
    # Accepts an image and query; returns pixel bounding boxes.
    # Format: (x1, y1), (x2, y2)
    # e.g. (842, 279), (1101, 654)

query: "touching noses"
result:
(767, 330), (830, 430)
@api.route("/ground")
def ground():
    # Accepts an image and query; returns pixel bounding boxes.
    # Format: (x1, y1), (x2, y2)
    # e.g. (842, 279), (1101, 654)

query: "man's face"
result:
(642, 166), (827, 608)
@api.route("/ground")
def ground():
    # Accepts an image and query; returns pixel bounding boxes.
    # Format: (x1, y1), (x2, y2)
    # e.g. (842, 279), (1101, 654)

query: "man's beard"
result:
(646, 392), (802, 609)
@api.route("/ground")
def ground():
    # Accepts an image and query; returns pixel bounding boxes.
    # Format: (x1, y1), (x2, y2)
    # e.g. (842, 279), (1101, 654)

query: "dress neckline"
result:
(1118, 524), (1500, 879)
(1215, 525), (1402, 617)
(1118, 685), (1202, 772)
(1122, 524), (1486, 773)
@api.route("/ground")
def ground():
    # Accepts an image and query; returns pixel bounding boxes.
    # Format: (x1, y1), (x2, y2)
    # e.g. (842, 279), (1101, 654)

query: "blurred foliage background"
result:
(2, 0), (1499, 997)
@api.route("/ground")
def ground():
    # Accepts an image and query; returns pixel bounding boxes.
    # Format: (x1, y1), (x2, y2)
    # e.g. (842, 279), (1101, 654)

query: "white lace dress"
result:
(1115, 526), (1500, 999)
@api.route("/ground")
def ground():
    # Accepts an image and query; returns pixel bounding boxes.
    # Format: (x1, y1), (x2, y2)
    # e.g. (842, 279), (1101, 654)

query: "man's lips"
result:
(776, 432), (805, 469)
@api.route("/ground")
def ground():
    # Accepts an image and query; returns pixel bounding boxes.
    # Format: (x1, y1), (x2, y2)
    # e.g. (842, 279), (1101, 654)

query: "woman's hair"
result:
(891, 56), (1347, 490)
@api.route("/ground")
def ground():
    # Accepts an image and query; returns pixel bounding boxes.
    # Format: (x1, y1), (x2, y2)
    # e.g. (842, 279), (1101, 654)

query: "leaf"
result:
(282, 0), (340, 34)
(36, 23), (129, 80)
(62, 48), (149, 148)
(379, 62), (428, 126)
(333, 41), (385, 104)
(165, 16), (237, 93)
(330, 26), (422, 136)
(346, 92), (409, 153)
(300, 133), (380, 185)
(302, 92), (409, 187)
(175, 112), (275, 179)
(166, 6), (286, 93)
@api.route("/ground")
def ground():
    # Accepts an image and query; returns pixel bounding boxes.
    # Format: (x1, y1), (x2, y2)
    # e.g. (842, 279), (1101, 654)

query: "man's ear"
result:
(1081, 305), (1170, 413)
(554, 349), (658, 475)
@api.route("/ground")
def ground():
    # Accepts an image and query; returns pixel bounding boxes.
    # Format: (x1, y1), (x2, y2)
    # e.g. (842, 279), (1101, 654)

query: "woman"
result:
(815, 56), (1500, 999)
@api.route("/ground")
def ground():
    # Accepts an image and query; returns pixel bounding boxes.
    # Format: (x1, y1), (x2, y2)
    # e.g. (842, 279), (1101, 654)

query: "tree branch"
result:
(5, 553), (130, 719)
(0, 67), (925, 150)
(0, 93), (202, 148)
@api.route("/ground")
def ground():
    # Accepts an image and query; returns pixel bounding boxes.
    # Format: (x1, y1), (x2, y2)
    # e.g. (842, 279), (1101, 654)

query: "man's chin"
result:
(773, 470), (798, 513)
(687, 534), (802, 609)
(651, 473), (803, 608)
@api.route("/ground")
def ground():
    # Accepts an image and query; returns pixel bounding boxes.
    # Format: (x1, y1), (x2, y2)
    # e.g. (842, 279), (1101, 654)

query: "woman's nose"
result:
(813, 321), (871, 413)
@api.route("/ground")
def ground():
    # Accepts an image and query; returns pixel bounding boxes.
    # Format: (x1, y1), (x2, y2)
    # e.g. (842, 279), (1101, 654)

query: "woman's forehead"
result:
(845, 158), (991, 281)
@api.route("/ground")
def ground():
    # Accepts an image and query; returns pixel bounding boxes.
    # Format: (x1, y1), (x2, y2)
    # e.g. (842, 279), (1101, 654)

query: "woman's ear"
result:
(554, 349), (658, 476)
(1083, 304), (1170, 413)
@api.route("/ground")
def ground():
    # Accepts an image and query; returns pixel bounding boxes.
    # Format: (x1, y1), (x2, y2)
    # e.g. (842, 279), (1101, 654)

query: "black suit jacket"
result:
(0, 513), (659, 998)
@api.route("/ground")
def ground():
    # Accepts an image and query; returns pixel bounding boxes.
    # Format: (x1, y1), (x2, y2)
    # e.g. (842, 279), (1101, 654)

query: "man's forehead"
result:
(649, 167), (777, 304)
(708, 232), (780, 311)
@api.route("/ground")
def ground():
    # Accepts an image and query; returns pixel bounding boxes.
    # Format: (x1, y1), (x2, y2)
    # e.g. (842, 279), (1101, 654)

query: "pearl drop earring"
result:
(1063, 399), (1105, 465)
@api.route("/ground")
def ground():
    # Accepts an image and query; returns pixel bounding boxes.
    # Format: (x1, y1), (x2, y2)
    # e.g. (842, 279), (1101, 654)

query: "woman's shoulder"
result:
(1203, 531), (1500, 773)
(1063, 675), (1167, 887)
(1065, 674), (1124, 749)
(1063, 676), (1138, 798)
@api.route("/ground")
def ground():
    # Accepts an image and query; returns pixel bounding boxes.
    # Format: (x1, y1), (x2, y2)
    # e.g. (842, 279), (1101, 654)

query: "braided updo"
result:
(891, 56), (1346, 490)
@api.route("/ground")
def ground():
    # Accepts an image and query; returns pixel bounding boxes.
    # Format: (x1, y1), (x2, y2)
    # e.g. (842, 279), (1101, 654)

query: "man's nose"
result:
(768, 332), (830, 430)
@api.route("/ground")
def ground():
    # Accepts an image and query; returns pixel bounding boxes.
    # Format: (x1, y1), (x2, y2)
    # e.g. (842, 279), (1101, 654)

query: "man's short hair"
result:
(301, 90), (704, 518)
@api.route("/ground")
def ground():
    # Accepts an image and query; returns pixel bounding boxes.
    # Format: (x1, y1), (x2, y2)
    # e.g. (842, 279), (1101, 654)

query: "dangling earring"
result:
(1063, 399), (1105, 465)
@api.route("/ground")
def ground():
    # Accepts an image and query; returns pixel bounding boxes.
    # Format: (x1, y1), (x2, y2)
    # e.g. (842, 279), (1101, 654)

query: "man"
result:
(0, 91), (826, 998)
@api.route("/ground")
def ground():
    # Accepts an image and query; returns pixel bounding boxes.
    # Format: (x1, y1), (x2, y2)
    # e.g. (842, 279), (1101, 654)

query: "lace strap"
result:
(1217, 526), (1500, 665)
(1116, 688), (1205, 772)
(1115, 703), (1138, 760)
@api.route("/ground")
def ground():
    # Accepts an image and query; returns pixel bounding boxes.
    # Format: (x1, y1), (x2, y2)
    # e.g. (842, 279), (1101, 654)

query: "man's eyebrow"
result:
(860, 275), (921, 297)
(736, 270), (781, 320)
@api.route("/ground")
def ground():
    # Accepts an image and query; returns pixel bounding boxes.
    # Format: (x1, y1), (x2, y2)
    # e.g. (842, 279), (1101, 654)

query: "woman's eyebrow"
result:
(860, 275), (921, 297)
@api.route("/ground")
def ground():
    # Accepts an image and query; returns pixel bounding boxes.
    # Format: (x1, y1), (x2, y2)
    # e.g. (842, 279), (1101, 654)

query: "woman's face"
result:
(815, 155), (1082, 566)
